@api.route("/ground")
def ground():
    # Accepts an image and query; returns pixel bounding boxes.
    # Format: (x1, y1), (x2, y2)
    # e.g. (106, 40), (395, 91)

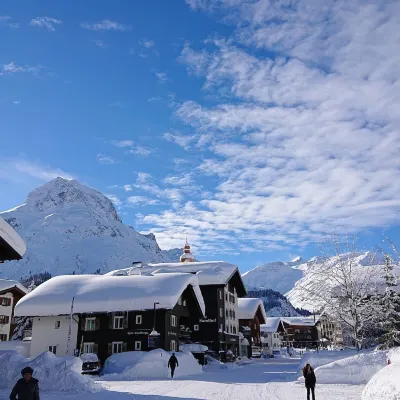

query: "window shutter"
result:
(108, 343), (112, 355)
(95, 318), (100, 331)
(109, 314), (113, 329)
(93, 343), (99, 354)
(5, 316), (9, 324)
(80, 318), (85, 331)
(122, 342), (127, 352)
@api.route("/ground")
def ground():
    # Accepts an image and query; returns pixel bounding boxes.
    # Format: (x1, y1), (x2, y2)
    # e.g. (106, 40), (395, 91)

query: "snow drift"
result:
(0, 351), (99, 392)
(362, 347), (400, 400)
(313, 350), (389, 385)
(102, 349), (202, 379)
(0, 340), (31, 358)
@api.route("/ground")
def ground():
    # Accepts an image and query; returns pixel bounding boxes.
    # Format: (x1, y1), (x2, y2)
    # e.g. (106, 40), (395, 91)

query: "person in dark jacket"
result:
(168, 353), (179, 378)
(302, 363), (316, 400)
(10, 366), (40, 400)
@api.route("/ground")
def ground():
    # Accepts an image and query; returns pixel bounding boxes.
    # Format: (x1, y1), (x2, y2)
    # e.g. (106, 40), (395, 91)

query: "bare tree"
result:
(295, 234), (381, 350)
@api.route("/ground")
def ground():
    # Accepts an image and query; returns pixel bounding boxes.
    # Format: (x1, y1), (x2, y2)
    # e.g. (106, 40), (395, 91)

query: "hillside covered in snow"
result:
(0, 178), (175, 280)
(243, 253), (399, 312)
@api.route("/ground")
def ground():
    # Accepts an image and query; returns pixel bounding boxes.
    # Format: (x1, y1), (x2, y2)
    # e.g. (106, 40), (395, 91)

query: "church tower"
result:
(180, 238), (195, 263)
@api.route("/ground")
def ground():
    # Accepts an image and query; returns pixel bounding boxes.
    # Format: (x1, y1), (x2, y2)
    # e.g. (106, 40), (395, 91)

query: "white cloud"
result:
(148, 96), (162, 102)
(128, 146), (153, 157)
(3, 62), (45, 76)
(81, 20), (131, 32)
(95, 40), (107, 48)
(13, 100), (20, 105)
(108, 101), (124, 108)
(96, 154), (117, 165)
(154, 71), (168, 83)
(163, 131), (195, 150)
(111, 140), (134, 148)
(0, 16), (19, 28)
(126, 196), (160, 206)
(163, 173), (194, 186)
(0, 157), (74, 184)
(139, 38), (155, 48)
(124, 184), (133, 192)
(136, 0), (400, 254)
(30, 17), (62, 31)
(105, 194), (122, 206)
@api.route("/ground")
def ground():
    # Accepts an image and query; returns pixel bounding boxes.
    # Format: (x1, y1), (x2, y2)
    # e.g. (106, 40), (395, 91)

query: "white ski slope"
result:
(0, 357), (363, 400)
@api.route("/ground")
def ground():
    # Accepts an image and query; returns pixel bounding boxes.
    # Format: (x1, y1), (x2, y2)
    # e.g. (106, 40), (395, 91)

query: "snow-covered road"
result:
(0, 358), (364, 400)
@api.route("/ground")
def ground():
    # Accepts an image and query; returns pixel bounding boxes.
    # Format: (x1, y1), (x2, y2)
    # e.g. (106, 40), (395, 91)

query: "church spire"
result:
(180, 237), (195, 262)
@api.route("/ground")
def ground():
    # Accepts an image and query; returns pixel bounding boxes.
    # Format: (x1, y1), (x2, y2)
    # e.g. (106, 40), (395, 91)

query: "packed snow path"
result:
(0, 358), (364, 400)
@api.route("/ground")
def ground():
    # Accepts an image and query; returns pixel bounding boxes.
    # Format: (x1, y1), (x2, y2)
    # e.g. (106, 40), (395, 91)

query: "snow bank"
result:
(297, 350), (357, 377)
(313, 350), (389, 385)
(362, 347), (400, 400)
(0, 340), (30, 358)
(102, 349), (202, 379)
(0, 351), (99, 392)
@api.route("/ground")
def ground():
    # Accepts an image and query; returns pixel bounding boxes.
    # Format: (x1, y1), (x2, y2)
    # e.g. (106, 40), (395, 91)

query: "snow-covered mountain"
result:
(246, 288), (306, 317)
(0, 177), (173, 280)
(243, 252), (399, 312)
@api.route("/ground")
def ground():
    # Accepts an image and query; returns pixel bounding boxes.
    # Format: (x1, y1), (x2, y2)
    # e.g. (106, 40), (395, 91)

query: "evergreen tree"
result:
(378, 255), (400, 349)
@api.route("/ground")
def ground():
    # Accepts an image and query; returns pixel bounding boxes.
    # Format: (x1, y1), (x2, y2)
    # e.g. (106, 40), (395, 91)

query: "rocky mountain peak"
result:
(25, 177), (121, 222)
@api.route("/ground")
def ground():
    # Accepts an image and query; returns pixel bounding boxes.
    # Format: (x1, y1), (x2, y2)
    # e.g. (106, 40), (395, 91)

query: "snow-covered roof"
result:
(180, 343), (208, 352)
(14, 272), (205, 317)
(260, 317), (282, 333)
(107, 261), (243, 287)
(237, 298), (267, 323)
(280, 317), (316, 327)
(0, 279), (28, 295)
(0, 215), (26, 261)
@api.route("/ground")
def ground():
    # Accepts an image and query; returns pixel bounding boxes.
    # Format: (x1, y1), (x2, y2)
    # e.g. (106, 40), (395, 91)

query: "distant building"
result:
(314, 312), (344, 348)
(15, 273), (205, 363)
(0, 216), (26, 263)
(280, 317), (319, 349)
(0, 279), (28, 341)
(237, 298), (267, 357)
(260, 317), (284, 355)
(180, 239), (195, 263)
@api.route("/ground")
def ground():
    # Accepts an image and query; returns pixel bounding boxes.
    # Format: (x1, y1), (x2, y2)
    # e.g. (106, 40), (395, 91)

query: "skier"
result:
(168, 352), (179, 378)
(302, 363), (316, 400)
(10, 366), (40, 400)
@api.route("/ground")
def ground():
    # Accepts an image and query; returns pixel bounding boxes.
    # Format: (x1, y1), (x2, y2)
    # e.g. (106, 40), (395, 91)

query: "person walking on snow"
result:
(302, 363), (316, 400)
(10, 366), (40, 400)
(168, 352), (179, 378)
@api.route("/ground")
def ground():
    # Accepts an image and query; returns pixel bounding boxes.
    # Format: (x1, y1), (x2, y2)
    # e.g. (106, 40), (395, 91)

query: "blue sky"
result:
(1, 0), (400, 272)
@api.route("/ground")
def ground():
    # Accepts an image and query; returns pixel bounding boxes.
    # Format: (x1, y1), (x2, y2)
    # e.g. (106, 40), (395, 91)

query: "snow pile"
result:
(102, 349), (202, 379)
(180, 344), (208, 352)
(362, 347), (400, 400)
(0, 351), (99, 392)
(297, 350), (358, 377)
(0, 340), (31, 358)
(80, 353), (99, 362)
(313, 350), (389, 385)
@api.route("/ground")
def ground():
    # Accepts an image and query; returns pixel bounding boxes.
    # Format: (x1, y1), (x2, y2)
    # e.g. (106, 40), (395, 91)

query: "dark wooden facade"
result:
(77, 285), (203, 364)
(281, 321), (319, 349)
(0, 286), (26, 340)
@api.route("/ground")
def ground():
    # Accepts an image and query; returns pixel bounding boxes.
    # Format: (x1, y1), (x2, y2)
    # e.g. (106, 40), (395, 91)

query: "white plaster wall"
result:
(30, 315), (79, 358)
(0, 292), (14, 340)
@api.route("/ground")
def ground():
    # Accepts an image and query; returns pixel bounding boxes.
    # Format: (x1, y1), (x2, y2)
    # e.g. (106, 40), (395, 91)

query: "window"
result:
(170, 340), (176, 351)
(0, 334), (7, 341)
(170, 315), (177, 327)
(0, 315), (9, 324)
(135, 341), (142, 350)
(226, 310), (229, 318)
(48, 345), (57, 354)
(85, 317), (96, 331)
(113, 316), (124, 329)
(220, 308), (223, 318)
(194, 324), (199, 331)
(233, 327), (236, 334)
(112, 342), (123, 354)
(219, 290), (222, 300)
(232, 310), (235, 319)
(0, 297), (11, 306)
(225, 293), (228, 301)
(178, 297), (182, 305)
(55, 320), (61, 329)
(83, 342), (95, 354)
(183, 299), (187, 306)
(135, 315), (142, 325)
